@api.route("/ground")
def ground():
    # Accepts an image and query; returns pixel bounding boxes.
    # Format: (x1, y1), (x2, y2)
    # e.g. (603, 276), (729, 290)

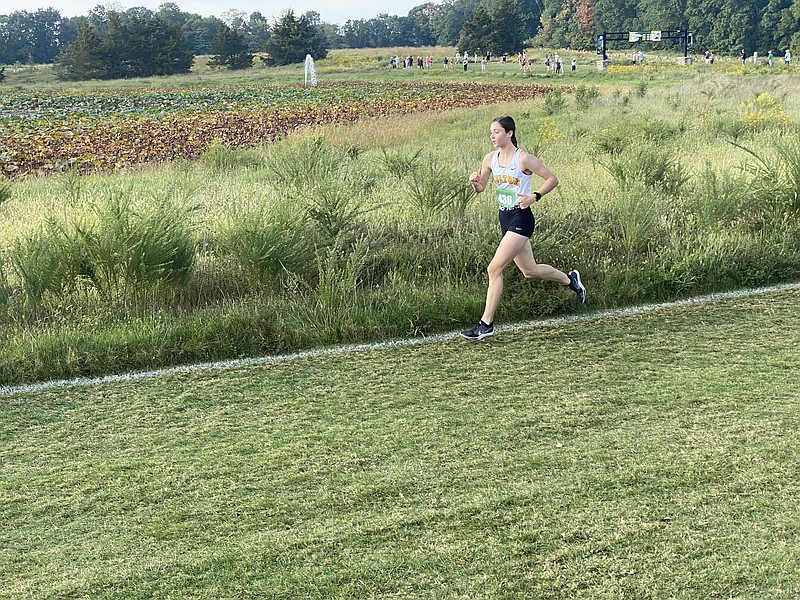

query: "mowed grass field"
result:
(2, 288), (799, 598)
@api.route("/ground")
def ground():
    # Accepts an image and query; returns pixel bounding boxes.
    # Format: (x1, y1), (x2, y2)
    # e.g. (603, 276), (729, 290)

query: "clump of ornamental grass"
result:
(7, 192), (198, 316)
(263, 134), (358, 189)
(379, 146), (424, 179)
(659, 229), (779, 294)
(611, 184), (667, 257)
(593, 117), (688, 156)
(58, 164), (84, 204)
(704, 114), (749, 142)
(0, 252), (10, 316)
(363, 215), (495, 291)
(574, 84), (600, 110)
(7, 219), (76, 311)
(0, 179), (12, 206)
(217, 199), (315, 293)
(734, 135), (800, 216)
(603, 145), (690, 197)
(406, 156), (477, 219)
(200, 139), (264, 173)
(284, 237), (371, 340)
(689, 163), (750, 229)
(72, 194), (197, 306)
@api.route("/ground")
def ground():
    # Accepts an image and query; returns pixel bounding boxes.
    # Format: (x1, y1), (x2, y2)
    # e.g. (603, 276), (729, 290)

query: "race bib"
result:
(496, 188), (517, 209)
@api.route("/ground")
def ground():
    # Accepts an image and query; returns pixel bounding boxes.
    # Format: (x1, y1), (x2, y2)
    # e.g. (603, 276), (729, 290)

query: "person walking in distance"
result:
(461, 116), (586, 341)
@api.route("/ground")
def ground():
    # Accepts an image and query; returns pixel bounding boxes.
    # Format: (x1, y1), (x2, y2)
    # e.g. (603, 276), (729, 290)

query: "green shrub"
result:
(200, 139), (264, 173)
(575, 84), (600, 110)
(264, 135), (351, 189)
(406, 157), (477, 219)
(218, 201), (314, 292)
(74, 194), (197, 305)
(612, 185), (665, 256)
(302, 177), (378, 241)
(0, 179), (11, 206)
(379, 147), (424, 179)
(690, 163), (749, 228)
(736, 136), (800, 216)
(543, 87), (566, 115)
(604, 146), (690, 197)
(8, 221), (75, 308)
(706, 115), (749, 142)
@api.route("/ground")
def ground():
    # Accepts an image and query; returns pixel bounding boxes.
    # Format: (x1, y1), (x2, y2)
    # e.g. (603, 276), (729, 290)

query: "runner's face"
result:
(490, 123), (512, 148)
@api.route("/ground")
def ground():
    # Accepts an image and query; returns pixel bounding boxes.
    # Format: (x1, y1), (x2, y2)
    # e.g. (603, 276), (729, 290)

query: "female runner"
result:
(461, 116), (585, 341)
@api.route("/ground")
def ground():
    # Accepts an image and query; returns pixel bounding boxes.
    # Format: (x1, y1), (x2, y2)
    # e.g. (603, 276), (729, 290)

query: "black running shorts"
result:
(499, 206), (535, 238)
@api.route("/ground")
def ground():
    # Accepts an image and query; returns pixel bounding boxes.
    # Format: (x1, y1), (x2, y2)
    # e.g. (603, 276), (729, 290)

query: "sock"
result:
(480, 319), (493, 327)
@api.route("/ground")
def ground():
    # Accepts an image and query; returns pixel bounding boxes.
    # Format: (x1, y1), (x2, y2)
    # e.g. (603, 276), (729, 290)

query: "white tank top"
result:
(491, 148), (532, 210)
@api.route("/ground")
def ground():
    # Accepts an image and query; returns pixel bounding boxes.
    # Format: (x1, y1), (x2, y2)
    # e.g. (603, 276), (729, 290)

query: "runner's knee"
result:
(487, 261), (505, 280)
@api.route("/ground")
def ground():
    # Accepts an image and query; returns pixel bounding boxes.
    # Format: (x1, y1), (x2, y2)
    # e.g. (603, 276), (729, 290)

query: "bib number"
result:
(496, 188), (517, 209)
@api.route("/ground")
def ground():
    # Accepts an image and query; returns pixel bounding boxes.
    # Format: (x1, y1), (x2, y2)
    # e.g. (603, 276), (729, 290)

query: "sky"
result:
(1, 0), (427, 25)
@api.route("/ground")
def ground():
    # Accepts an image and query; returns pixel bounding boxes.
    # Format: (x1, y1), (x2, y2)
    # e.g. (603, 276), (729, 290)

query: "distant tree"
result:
(538, 0), (595, 49)
(59, 15), (86, 50)
(704, 1), (758, 53)
(322, 22), (344, 49)
(494, 0), (530, 51)
(262, 9), (328, 66)
(516, 0), (545, 39)
(245, 11), (271, 52)
(341, 19), (375, 47)
(301, 10), (332, 52)
(407, 4), (437, 46)
(124, 6), (154, 22)
(54, 14), (192, 80)
(208, 22), (253, 69)
(389, 15), (419, 46)
(122, 16), (193, 77)
(0, 66), (5, 82)
(458, 0), (527, 54)
(457, 5), (495, 52)
(54, 23), (107, 79)
(183, 15), (222, 55)
(102, 11), (127, 78)
(220, 9), (248, 29)
(430, 0), (481, 46)
(0, 9), (67, 64)
(86, 5), (110, 35)
(155, 2), (188, 26)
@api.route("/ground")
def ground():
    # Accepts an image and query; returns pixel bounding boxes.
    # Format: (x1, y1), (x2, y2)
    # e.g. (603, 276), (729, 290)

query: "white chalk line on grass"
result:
(2, 281), (799, 398)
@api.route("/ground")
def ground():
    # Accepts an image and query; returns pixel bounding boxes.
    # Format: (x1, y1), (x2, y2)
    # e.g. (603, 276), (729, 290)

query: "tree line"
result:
(1, 0), (798, 80)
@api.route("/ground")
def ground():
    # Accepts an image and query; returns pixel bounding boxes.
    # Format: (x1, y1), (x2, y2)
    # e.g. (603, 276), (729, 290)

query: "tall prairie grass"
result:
(2, 68), (800, 385)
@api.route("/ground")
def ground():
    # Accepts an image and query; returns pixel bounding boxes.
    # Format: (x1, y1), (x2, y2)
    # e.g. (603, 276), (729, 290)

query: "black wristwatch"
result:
(533, 191), (542, 202)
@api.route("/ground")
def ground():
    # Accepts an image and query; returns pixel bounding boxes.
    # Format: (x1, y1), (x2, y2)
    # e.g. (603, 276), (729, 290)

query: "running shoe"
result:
(460, 321), (494, 341)
(568, 270), (586, 303)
